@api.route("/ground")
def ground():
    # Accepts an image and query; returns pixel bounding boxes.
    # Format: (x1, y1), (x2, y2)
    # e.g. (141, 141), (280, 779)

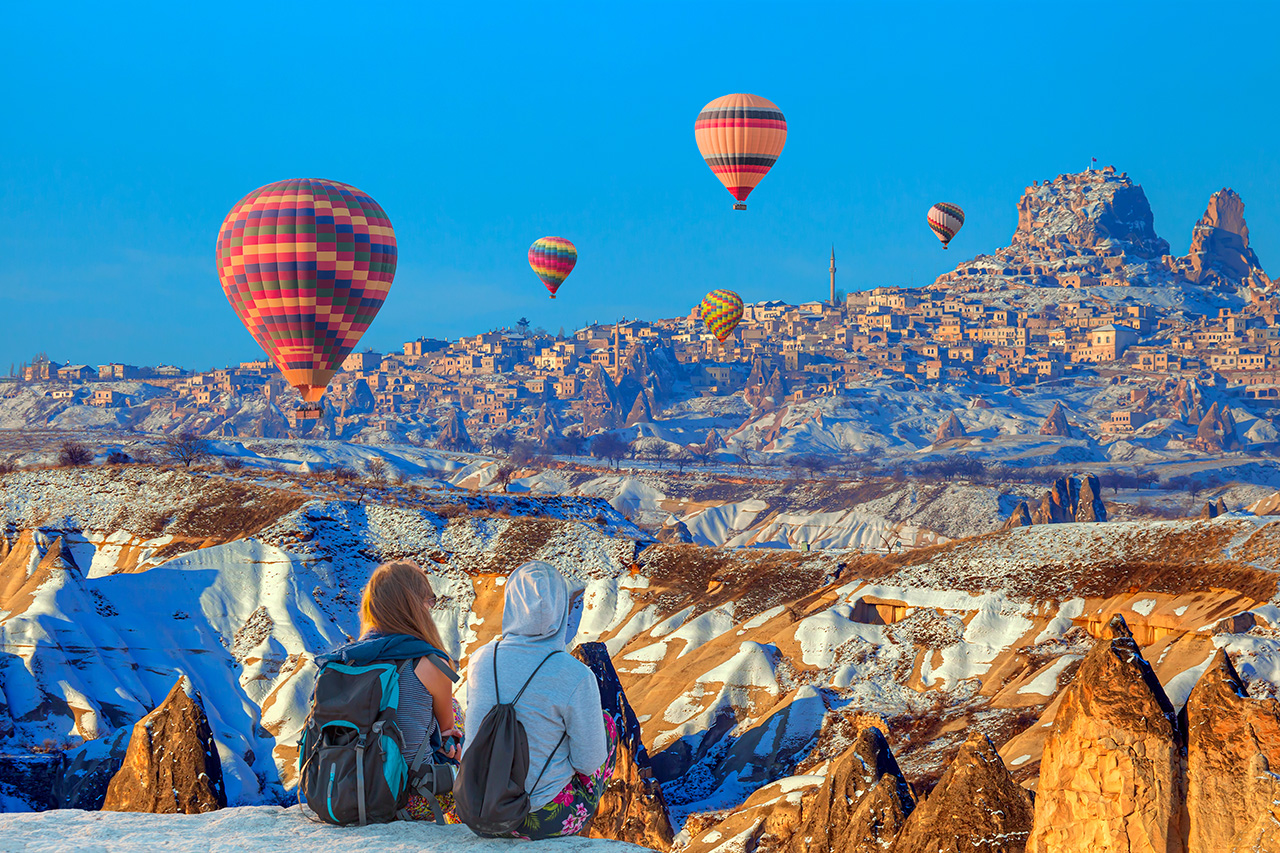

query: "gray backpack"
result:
(454, 643), (568, 835)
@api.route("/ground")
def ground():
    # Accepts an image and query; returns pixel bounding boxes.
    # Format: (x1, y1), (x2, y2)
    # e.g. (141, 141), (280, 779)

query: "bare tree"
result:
(105, 450), (131, 465)
(670, 446), (693, 474)
(508, 441), (534, 468)
(493, 462), (518, 492)
(591, 433), (628, 469)
(367, 457), (389, 483)
(163, 431), (210, 468)
(58, 441), (94, 467)
(798, 454), (829, 479)
(689, 444), (713, 466)
(735, 447), (755, 473)
(330, 463), (358, 482)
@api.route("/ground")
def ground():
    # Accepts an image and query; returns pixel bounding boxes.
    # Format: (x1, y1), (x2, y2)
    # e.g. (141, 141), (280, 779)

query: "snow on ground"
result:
(0, 806), (653, 852)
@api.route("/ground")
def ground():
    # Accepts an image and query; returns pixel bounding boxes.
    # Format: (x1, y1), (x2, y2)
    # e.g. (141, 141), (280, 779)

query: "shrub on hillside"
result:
(221, 456), (245, 471)
(105, 450), (131, 465)
(58, 441), (94, 467)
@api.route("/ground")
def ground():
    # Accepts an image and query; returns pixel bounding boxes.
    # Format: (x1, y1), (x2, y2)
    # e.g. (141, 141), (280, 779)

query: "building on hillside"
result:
(342, 351), (382, 372)
(91, 389), (126, 407)
(23, 358), (61, 381)
(98, 363), (140, 380)
(58, 364), (95, 381)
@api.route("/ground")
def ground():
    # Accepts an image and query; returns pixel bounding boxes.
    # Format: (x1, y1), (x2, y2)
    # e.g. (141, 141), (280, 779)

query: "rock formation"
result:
(890, 732), (1033, 853)
(1038, 402), (1071, 437)
(532, 403), (561, 441)
(574, 643), (675, 851)
(931, 169), (1175, 292)
(435, 406), (473, 451)
(1027, 474), (1105, 526)
(1003, 501), (1033, 530)
(1195, 402), (1238, 452)
(795, 725), (914, 853)
(704, 428), (725, 452)
(1184, 649), (1280, 853)
(102, 676), (227, 814)
(1177, 189), (1271, 293)
(580, 364), (624, 432)
(935, 412), (967, 442)
(656, 518), (694, 544)
(1027, 615), (1185, 853)
(1076, 474), (1107, 523)
(1214, 497), (1227, 516)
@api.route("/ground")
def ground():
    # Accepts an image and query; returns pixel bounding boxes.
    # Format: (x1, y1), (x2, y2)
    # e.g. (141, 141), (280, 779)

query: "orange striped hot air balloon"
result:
(695, 94), (787, 211)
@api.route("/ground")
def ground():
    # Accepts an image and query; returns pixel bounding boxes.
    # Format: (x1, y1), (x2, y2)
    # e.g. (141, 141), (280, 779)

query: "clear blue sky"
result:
(2, 1), (1277, 372)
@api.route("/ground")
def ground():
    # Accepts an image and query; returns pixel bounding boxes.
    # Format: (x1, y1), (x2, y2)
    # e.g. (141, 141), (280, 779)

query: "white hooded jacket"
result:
(461, 561), (609, 809)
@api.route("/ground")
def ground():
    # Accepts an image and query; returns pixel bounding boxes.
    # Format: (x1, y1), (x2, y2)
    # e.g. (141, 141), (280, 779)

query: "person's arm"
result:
(562, 673), (609, 776)
(415, 656), (457, 733)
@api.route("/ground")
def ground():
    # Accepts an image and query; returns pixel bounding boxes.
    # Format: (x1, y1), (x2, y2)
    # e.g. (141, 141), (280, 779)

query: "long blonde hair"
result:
(359, 560), (450, 662)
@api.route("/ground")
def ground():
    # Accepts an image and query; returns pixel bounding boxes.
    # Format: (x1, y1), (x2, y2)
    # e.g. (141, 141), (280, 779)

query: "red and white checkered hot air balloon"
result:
(215, 179), (397, 408)
(927, 202), (965, 249)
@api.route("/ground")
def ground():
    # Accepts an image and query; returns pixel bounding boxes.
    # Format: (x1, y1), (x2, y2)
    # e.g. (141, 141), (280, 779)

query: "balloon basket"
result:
(549, 294), (556, 299)
(294, 407), (322, 422)
(733, 203), (747, 211)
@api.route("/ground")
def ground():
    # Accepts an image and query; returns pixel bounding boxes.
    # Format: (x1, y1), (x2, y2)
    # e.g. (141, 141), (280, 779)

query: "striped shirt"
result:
(397, 658), (438, 761)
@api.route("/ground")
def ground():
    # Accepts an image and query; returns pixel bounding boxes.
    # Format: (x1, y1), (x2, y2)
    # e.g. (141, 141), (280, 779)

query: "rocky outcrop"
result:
(1039, 402), (1071, 437)
(1028, 474), (1105, 525)
(1076, 474), (1107, 523)
(1215, 497), (1227, 516)
(931, 168), (1175, 292)
(532, 403), (561, 440)
(1003, 501), (1033, 530)
(574, 643), (675, 851)
(704, 429), (725, 452)
(1195, 403), (1238, 452)
(581, 365), (624, 432)
(435, 406), (473, 451)
(625, 387), (654, 426)
(1177, 189), (1271, 293)
(890, 732), (1033, 853)
(102, 676), (227, 814)
(1184, 649), (1280, 853)
(795, 725), (914, 853)
(935, 412), (967, 442)
(1027, 615), (1184, 853)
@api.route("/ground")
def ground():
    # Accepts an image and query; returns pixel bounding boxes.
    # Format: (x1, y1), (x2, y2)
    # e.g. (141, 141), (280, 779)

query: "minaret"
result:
(829, 246), (836, 305)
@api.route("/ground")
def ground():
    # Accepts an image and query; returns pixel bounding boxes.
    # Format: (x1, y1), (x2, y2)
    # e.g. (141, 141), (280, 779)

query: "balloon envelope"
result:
(927, 202), (965, 248)
(215, 178), (396, 402)
(695, 94), (787, 209)
(528, 237), (577, 298)
(701, 289), (744, 342)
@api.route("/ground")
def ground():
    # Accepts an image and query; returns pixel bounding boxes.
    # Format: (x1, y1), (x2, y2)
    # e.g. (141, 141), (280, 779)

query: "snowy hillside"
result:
(4, 468), (1280, 831)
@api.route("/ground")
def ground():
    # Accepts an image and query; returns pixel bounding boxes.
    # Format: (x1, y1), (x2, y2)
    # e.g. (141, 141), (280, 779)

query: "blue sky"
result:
(2, 1), (1277, 371)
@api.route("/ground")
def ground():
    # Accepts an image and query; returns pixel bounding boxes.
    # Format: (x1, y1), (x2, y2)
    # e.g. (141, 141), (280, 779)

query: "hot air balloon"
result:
(701, 289), (744, 342)
(695, 94), (787, 210)
(215, 178), (396, 412)
(927, 203), (965, 249)
(529, 237), (577, 299)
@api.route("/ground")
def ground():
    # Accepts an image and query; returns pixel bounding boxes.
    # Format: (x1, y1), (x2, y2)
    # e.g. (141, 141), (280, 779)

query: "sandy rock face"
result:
(1038, 403), (1071, 437)
(435, 406), (474, 451)
(574, 643), (675, 851)
(935, 412), (967, 442)
(1002, 501), (1033, 530)
(890, 731), (1033, 853)
(793, 725), (914, 853)
(1179, 189), (1271, 291)
(102, 676), (227, 814)
(1027, 615), (1185, 853)
(1184, 649), (1280, 853)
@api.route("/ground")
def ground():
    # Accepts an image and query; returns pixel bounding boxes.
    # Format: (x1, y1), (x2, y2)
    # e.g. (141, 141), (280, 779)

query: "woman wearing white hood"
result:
(461, 561), (620, 839)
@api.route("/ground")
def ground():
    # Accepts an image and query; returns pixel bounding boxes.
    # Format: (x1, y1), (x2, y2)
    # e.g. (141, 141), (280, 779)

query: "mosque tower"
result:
(829, 246), (836, 305)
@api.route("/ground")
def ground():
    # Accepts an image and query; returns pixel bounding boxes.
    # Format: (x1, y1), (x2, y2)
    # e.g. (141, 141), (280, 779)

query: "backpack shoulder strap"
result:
(421, 650), (459, 683)
(511, 650), (564, 705)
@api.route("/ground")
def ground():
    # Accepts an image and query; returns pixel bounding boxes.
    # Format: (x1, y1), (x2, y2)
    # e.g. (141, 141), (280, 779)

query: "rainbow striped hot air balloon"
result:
(700, 289), (744, 342)
(529, 237), (577, 299)
(927, 202), (965, 249)
(695, 94), (787, 211)
(215, 178), (396, 405)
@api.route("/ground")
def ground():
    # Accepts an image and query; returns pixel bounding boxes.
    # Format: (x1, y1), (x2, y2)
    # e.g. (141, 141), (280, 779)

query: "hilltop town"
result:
(3, 167), (1278, 465)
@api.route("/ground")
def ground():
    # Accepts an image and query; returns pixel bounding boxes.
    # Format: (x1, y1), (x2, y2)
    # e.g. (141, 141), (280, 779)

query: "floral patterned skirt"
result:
(403, 697), (464, 824)
(493, 711), (620, 840)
